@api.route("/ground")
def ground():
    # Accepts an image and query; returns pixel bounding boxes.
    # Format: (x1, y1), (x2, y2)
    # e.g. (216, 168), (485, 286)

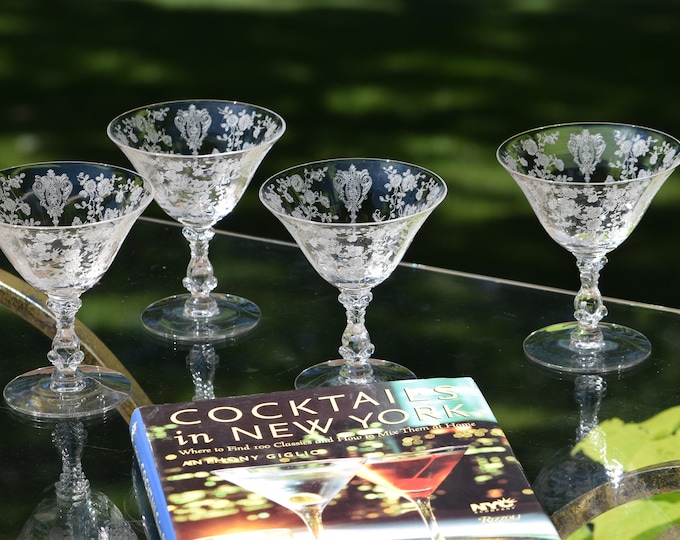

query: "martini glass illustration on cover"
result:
(497, 123), (680, 374)
(0, 162), (153, 419)
(214, 458), (364, 539)
(259, 158), (447, 388)
(360, 445), (468, 540)
(108, 100), (285, 342)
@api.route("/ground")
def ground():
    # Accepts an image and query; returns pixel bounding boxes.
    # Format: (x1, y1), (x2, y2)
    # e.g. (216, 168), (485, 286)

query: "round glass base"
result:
(523, 321), (651, 374)
(3, 365), (131, 420)
(294, 358), (417, 389)
(141, 293), (261, 343)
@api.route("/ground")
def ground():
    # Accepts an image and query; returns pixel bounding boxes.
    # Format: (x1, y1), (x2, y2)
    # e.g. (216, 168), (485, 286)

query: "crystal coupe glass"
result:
(0, 162), (153, 419)
(497, 123), (680, 373)
(108, 100), (285, 342)
(260, 158), (447, 388)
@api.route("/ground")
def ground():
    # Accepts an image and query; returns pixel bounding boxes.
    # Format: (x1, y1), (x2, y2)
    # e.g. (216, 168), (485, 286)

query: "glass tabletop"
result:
(2, 217), (680, 538)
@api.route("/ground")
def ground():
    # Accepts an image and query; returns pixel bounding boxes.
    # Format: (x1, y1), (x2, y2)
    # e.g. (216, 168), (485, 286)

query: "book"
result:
(130, 377), (560, 539)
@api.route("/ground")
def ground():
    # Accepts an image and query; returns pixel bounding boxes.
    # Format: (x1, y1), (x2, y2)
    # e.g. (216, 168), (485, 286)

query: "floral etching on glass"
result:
(0, 167), (148, 294)
(108, 99), (286, 341)
(501, 127), (679, 253)
(259, 158), (447, 387)
(174, 104), (212, 155)
(496, 123), (680, 373)
(32, 169), (73, 226)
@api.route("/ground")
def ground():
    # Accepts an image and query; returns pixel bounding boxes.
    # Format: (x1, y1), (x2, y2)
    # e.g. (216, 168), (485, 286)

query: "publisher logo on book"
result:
(470, 496), (518, 514)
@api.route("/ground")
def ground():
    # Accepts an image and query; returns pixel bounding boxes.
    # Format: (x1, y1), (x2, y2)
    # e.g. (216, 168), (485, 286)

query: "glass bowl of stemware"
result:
(497, 122), (680, 374)
(108, 99), (285, 343)
(260, 158), (447, 388)
(0, 161), (153, 419)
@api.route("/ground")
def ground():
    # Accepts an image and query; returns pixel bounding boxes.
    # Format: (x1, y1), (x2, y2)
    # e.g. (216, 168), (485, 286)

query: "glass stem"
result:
(571, 254), (608, 350)
(297, 506), (324, 540)
(187, 344), (219, 401)
(337, 288), (376, 384)
(182, 226), (219, 319)
(46, 296), (86, 394)
(53, 420), (90, 503)
(411, 496), (445, 540)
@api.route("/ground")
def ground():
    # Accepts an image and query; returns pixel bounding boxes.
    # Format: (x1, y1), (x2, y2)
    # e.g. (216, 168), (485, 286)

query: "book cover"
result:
(130, 377), (560, 540)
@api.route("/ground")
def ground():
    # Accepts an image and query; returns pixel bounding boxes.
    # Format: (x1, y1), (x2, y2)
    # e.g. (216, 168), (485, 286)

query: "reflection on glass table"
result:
(3, 218), (680, 537)
(17, 415), (136, 539)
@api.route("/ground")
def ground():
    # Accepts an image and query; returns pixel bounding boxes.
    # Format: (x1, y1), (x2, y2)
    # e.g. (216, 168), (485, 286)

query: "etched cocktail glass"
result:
(260, 158), (447, 388)
(497, 123), (680, 373)
(214, 458), (364, 539)
(360, 445), (468, 540)
(0, 162), (153, 419)
(108, 100), (285, 342)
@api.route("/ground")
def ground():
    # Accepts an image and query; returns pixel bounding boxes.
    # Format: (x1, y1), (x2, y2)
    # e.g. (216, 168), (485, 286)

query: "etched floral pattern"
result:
(261, 159), (446, 384)
(498, 124), (680, 254)
(108, 100), (286, 228)
(109, 100), (284, 156)
(174, 104), (212, 155)
(0, 163), (152, 295)
(260, 159), (446, 289)
(108, 100), (285, 338)
(334, 164), (372, 222)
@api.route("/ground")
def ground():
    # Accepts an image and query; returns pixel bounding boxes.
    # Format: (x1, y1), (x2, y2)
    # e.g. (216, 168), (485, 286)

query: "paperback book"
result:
(130, 377), (560, 539)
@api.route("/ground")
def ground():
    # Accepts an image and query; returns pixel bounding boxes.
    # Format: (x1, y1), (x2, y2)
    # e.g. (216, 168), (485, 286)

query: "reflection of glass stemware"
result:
(359, 446), (467, 540)
(186, 342), (220, 400)
(108, 99), (285, 342)
(497, 123), (680, 373)
(214, 458), (364, 539)
(574, 374), (607, 443)
(260, 158), (447, 388)
(18, 419), (137, 539)
(533, 374), (610, 514)
(0, 162), (153, 419)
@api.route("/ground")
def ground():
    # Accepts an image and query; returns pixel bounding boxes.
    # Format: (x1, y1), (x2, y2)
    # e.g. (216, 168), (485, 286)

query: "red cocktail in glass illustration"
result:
(360, 445), (468, 540)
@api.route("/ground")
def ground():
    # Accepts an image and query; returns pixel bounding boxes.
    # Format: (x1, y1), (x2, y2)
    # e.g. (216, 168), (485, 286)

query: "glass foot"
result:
(3, 365), (131, 420)
(141, 293), (261, 343)
(294, 358), (417, 389)
(523, 321), (651, 374)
